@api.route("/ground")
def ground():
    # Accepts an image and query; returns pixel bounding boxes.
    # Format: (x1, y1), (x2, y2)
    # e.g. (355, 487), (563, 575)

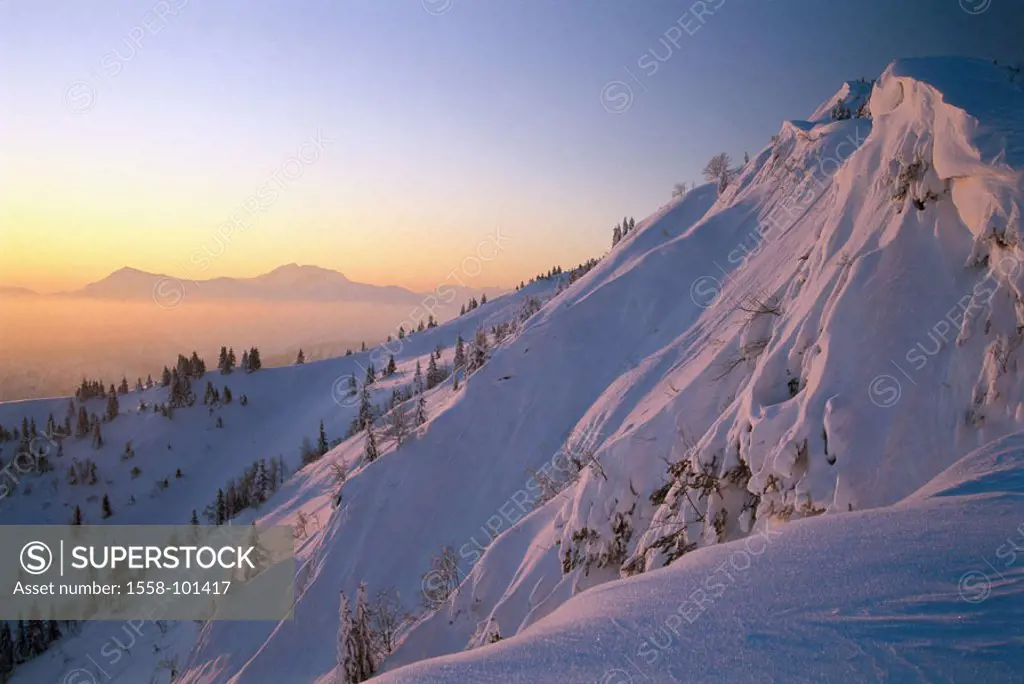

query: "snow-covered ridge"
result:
(379, 430), (1024, 682)
(8, 56), (1024, 683)
(381, 56), (1024, 677)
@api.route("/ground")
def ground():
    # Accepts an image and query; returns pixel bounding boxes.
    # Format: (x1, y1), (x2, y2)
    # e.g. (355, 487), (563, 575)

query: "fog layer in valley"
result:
(0, 297), (442, 401)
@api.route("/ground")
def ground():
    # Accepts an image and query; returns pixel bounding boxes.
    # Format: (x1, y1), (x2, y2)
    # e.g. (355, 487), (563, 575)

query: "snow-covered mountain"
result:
(4, 56), (1024, 683)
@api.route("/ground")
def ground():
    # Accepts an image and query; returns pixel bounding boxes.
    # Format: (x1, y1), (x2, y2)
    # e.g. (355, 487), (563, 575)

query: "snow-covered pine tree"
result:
(363, 422), (379, 463)
(241, 349), (250, 373)
(467, 327), (490, 374)
(386, 355), (396, 376)
(358, 384), (373, 430)
(426, 355), (441, 390)
(453, 334), (466, 369)
(353, 583), (377, 681)
(101, 494), (112, 518)
(71, 505), (83, 525)
(390, 402), (408, 448)
(415, 394), (426, 427)
(337, 591), (355, 684)
(190, 509), (199, 525)
(91, 422), (103, 449)
(296, 348), (305, 364)
(612, 224), (622, 246)
(413, 360), (424, 395)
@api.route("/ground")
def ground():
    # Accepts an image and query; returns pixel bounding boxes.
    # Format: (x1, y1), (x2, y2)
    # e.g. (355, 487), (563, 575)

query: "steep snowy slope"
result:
(381, 57), (1024, 673)
(165, 57), (1024, 683)
(14, 56), (1022, 683)
(0, 280), (548, 527)
(1, 281), (559, 683)
(379, 430), (1024, 683)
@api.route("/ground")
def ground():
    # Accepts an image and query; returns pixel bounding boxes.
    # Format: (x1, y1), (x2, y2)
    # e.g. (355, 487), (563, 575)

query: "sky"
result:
(2, 0), (1022, 293)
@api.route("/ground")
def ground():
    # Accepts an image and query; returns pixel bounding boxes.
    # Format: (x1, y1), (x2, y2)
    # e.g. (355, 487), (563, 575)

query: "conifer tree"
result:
(453, 334), (466, 369)
(105, 392), (119, 421)
(161, 366), (172, 386)
(216, 488), (226, 525)
(352, 583), (377, 680)
(76, 405), (89, 437)
(363, 422), (379, 463)
(71, 505), (83, 525)
(413, 361), (424, 395)
(318, 420), (329, 456)
(190, 509), (199, 525)
(337, 591), (355, 683)
(390, 403), (408, 448)
(0, 621), (14, 680)
(227, 347), (237, 372)
(365, 364), (376, 385)
(467, 327), (490, 373)
(415, 394), (427, 427)
(385, 355), (396, 377)
(241, 349), (250, 373)
(296, 348), (305, 364)
(15, 621), (26, 665)
(426, 355), (441, 390)
(357, 385), (373, 434)
(91, 422), (103, 449)
(102, 494), (112, 518)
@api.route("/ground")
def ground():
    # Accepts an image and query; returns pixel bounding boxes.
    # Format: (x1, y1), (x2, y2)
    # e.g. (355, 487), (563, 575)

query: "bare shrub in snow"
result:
(703, 153), (734, 194)
(737, 291), (783, 318)
(421, 545), (462, 609)
(369, 587), (409, 662)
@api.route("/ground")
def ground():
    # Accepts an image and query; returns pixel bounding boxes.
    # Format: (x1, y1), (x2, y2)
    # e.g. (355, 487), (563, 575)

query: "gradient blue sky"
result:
(3, 0), (1022, 292)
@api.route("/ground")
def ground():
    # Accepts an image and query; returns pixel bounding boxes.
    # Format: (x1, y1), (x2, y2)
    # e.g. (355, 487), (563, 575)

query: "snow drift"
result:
(6, 56), (1024, 683)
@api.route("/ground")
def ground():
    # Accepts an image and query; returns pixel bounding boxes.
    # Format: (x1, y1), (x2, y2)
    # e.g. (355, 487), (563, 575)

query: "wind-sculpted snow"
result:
(379, 431), (1024, 683)
(384, 57), (1024, 676)
(10, 57), (1024, 683)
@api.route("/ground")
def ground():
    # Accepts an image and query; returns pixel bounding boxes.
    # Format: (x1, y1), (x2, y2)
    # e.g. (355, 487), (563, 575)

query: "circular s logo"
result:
(20, 541), (53, 575)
